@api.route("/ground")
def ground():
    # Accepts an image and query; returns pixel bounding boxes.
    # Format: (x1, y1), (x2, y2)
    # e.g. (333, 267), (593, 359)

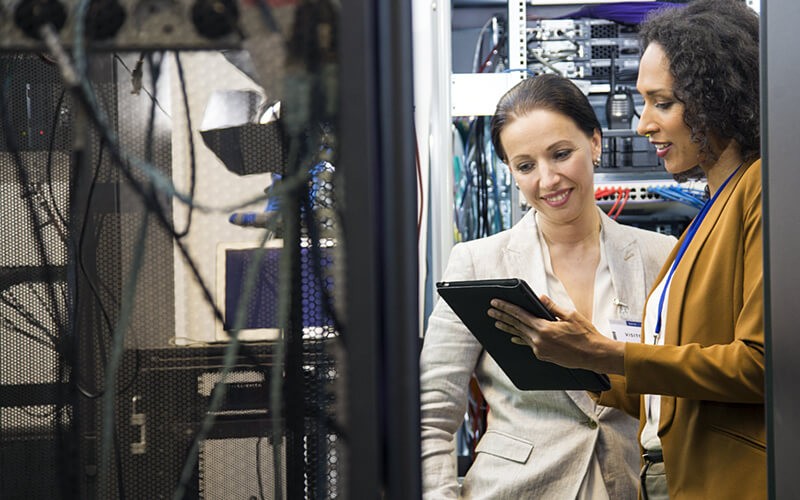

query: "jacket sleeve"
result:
(419, 243), (485, 499)
(595, 374), (641, 418)
(624, 166), (764, 403)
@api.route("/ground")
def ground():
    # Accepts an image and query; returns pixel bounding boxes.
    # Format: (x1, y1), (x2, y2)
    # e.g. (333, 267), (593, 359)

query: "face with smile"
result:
(500, 108), (601, 225)
(636, 43), (702, 175)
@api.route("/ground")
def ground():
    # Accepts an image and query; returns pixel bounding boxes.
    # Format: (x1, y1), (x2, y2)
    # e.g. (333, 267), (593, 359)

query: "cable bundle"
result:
(647, 185), (706, 209)
(595, 186), (630, 220)
(454, 117), (512, 242)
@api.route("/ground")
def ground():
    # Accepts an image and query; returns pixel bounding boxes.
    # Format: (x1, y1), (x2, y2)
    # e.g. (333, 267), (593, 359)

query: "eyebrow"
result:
(546, 140), (575, 151)
(507, 141), (574, 163)
(508, 154), (532, 165)
(640, 88), (672, 98)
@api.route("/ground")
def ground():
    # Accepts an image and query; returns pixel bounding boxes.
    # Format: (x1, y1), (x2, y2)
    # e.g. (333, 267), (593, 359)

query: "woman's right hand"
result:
(488, 294), (626, 375)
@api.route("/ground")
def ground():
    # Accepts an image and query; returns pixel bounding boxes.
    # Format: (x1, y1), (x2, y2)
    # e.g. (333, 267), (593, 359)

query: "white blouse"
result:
(537, 221), (617, 500)
(639, 270), (671, 452)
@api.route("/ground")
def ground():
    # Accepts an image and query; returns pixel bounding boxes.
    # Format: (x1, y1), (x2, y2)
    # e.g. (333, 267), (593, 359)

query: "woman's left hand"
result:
(488, 294), (625, 375)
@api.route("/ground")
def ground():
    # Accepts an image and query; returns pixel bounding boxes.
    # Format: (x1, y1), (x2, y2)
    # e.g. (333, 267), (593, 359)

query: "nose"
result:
(636, 102), (656, 137)
(538, 161), (561, 189)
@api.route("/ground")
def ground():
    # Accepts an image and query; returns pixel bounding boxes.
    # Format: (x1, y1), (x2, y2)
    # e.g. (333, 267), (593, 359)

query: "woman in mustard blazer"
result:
(489, 1), (764, 499)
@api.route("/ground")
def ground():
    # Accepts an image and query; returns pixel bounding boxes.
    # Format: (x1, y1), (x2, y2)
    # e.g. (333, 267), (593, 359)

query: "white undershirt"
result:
(640, 271), (670, 451)
(538, 220), (614, 500)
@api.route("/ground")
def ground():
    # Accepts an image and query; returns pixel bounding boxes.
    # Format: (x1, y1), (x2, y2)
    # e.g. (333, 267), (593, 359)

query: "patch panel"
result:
(528, 18), (638, 42)
(594, 179), (707, 205)
(528, 37), (641, 62)
(512, 179), (705, 216)
(529, 59), (641, 82)
(527, 19), (584, 41)
(525, 17), (640, 83)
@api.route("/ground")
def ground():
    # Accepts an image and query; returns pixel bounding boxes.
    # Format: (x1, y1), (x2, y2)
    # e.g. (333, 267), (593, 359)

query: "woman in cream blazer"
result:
(420, 208), (674, 499)
(420, 75), (676, 499)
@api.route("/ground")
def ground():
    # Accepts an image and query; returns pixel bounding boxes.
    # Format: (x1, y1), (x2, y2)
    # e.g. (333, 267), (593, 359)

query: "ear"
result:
(507, 164), (521, 188)
(591, 129), (602, 155)
(591, 129), (602, 163)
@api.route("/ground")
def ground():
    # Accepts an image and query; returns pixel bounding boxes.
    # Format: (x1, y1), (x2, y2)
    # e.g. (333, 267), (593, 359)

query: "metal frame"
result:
(340, 0), (420, 498)
(762, 1), (800, 498)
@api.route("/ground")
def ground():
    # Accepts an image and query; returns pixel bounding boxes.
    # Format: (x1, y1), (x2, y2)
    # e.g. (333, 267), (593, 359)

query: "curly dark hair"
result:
(490, 74), (601, 163)
(639, 0), (760, 163)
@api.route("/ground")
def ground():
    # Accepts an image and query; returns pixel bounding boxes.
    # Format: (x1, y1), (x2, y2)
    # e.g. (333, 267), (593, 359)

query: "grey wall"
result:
(763, 1), (800, 498)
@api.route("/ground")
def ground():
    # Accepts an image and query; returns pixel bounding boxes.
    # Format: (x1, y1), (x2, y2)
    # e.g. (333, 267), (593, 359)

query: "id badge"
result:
(608, 318), (642, 343)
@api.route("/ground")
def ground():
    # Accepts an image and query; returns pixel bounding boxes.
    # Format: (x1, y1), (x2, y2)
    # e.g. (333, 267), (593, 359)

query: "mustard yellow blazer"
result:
(600, 158), (766, 499)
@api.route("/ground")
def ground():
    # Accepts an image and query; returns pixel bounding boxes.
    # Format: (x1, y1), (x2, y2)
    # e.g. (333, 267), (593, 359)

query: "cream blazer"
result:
(420, 208), (675, 499)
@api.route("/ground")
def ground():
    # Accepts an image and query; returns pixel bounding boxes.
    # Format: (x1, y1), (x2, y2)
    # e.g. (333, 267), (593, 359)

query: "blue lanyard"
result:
(654, 165), (742, 335)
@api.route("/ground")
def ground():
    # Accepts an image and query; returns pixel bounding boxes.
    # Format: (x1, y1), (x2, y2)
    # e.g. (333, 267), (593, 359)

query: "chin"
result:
(669, 164), (705, 182)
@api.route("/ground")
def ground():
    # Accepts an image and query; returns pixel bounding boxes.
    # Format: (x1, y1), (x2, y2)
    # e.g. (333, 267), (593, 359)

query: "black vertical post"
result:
(340, 0), (420, 498)
(285, 176), (306, 500)
(762, 1), (800, 499)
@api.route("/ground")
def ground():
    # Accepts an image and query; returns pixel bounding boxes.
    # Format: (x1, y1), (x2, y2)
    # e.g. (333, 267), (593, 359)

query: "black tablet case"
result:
(436, 278), (611, 391)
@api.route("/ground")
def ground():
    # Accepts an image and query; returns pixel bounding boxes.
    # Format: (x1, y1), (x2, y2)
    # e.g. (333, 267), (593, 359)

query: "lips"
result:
(541, 188), (571, 207)
(652, 142), (672, 158)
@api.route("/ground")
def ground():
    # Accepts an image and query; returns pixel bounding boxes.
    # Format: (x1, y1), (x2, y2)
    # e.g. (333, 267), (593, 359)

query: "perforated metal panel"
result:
(0, 7), (345, 498)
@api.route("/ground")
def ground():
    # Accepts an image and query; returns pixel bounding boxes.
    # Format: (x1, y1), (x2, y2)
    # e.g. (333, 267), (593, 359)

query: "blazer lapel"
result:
(666, 165), (747, 347)
(511, 210), (649, 416)
(601, 210), (646, 323)
(502, 210), (549, 294)
(658, 163), (751, 434)
(566, 210), (650, 416)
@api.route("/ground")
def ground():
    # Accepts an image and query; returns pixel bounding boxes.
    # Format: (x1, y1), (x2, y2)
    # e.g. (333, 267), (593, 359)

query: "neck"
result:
(702, 141), (744, 196)
(537, 208), (601, 247)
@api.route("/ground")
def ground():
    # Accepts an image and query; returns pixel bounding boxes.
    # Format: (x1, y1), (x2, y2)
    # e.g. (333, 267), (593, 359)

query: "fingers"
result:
(539, 295), (592, 327)
(488, 304), (523, 328)
(489, 305), (533, 345)
(493, 315), (522, 337)
(538, 294), (566, 320)
(489, 299), (530, 321)
(490, 304), (540, 353)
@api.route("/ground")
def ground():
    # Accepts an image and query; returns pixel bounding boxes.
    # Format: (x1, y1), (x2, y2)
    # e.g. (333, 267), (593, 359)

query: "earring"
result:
(593, 156), (601, 167)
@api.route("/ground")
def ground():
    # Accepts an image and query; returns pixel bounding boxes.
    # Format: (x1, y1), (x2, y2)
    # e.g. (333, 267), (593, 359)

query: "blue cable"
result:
(666, 186), (705, 208)
(675, 186), (707, 205)
(648, 186), (681, 203)
(663, 186), (703, 208)
(648, 186), (703, 209)
(487, 140), (504, 233)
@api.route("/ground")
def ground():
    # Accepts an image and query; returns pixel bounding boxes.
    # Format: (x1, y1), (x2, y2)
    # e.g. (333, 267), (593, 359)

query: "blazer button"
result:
(587, 419), (598, 429)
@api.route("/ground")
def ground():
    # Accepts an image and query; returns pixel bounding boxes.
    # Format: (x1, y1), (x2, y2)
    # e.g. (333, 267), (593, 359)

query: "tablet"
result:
(436, 278), (611, 391)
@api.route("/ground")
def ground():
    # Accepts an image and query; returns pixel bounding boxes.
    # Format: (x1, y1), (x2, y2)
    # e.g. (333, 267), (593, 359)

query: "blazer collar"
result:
(502, 210), (548, 295)
(600, 209), (647, 322)
(504, 208), (648, 416)
(665, 161), (753, 347)
(658, 159), (755, 435)
(503, 207), (644, 293)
